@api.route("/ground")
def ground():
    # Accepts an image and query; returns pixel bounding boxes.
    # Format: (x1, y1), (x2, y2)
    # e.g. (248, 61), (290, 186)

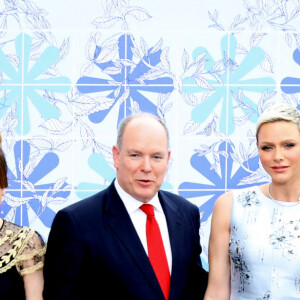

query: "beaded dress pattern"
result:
(229, 186), (300, 300)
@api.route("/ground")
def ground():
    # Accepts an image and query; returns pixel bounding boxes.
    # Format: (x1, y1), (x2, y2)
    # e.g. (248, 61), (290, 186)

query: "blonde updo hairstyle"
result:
(256, 103), (300, 142)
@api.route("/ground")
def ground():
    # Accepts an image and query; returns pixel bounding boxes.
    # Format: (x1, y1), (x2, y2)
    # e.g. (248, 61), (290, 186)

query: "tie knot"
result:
(140, 204), (154, 216)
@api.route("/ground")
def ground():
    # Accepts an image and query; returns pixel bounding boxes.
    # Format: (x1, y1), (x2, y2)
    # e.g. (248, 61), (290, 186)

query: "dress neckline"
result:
(257, 185), (300, 207)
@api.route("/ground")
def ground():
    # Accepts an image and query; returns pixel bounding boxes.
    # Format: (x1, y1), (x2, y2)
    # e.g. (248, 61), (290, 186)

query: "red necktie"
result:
(140, 204), (170, 300)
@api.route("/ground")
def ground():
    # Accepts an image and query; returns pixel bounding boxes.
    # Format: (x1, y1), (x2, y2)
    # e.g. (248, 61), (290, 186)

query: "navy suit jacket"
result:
(43, 181), (208, 300)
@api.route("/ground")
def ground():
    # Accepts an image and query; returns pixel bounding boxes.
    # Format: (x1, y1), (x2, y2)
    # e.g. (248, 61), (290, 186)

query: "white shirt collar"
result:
(114, 179), (163, 214)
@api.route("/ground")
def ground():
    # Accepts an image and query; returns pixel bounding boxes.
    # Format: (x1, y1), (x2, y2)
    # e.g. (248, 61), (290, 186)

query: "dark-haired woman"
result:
(0, 140), (46, 300)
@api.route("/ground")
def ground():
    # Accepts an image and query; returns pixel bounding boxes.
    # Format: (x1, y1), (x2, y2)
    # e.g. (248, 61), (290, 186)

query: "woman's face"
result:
(257, 120), (300, 185)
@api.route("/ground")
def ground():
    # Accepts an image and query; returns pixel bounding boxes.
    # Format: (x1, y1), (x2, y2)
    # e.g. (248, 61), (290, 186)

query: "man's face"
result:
(113, 117), (170, 203)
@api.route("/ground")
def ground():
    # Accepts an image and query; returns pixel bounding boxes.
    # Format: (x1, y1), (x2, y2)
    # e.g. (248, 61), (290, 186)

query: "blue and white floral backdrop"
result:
(1, 0), (300, 270)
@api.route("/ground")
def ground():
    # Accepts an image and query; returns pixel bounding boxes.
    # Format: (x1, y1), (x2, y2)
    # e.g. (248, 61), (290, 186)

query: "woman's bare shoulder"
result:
(214, 191), (233, 211)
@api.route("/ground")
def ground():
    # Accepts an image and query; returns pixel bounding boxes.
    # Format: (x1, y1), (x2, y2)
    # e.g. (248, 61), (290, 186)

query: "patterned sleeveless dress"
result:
(230, 186), (300, 299)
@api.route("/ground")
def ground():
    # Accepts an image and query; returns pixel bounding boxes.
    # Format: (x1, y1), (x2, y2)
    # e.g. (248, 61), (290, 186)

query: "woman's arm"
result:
(17, 229), (46, 300)
(24, 269), (44, 300)
(204, 191), (233, 300)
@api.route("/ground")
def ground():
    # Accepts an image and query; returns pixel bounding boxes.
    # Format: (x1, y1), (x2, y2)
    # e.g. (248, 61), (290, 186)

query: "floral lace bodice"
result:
(0, 219), (46, 276)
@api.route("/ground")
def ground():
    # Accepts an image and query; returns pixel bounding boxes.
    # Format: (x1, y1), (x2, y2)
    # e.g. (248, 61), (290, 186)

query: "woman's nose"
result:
(274, 148), (284, 161)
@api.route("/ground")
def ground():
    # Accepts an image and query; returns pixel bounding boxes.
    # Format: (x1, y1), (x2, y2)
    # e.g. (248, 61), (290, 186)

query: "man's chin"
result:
(134, 192), (154, 203)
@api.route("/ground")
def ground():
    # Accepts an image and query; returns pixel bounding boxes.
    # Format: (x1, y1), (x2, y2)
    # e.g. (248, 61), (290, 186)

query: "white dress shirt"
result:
(114, 179), (172, 273)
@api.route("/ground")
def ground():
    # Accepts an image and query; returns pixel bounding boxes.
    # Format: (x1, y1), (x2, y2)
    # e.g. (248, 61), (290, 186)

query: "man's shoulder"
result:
(159, 189), (197, 210)
(61, 183), (115, 214)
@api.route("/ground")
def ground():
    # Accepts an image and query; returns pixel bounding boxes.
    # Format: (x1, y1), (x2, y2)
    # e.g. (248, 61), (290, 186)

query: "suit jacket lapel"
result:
(104, 183), (165, 299)
(159, 191), (184, 299)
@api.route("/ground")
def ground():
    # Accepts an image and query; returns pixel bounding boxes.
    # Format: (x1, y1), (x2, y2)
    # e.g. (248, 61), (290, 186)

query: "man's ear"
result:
(112, 145), (120, 169)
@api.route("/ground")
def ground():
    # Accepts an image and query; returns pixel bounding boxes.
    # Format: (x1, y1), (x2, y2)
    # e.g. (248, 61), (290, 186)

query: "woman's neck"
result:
(269, 182), (300, 202)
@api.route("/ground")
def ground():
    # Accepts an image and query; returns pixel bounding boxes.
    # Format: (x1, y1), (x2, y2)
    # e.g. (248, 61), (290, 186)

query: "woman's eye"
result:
(285, 143), (295, 148)
(261, 146), (272, 151)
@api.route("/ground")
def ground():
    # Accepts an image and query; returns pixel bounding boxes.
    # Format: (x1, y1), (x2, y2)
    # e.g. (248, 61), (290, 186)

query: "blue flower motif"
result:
(77, 34), (174, 127)
(281, 48), (300, 94)
(0, 33), (71, 135)
(178, 142), (267, 222)
(76, 153), (115, 199)
(182, 34), (275, 135)
(76, 152), (173, 199)
(2, 140), (71, 227)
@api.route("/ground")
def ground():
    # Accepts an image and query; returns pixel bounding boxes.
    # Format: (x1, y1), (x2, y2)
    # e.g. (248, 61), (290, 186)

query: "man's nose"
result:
(141, 157), (152, 172)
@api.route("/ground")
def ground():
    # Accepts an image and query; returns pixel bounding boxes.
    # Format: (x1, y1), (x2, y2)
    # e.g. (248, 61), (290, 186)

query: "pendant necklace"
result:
(268, 183), (300, 206)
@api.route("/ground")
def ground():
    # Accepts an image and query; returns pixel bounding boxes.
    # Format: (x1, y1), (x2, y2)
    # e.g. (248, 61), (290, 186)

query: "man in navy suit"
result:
(43, 113), (208, 300)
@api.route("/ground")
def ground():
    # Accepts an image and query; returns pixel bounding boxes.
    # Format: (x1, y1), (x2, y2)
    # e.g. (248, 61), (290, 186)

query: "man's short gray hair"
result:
(256, 103), (300, 140)
(117, 113), (170, 149)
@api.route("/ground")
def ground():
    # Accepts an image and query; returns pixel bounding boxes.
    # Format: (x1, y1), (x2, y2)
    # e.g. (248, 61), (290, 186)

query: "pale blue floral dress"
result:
(230, 186), (300, 300)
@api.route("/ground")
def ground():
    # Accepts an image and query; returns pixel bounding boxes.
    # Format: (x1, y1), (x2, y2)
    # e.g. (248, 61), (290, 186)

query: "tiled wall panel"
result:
(1, 0), (300, 268)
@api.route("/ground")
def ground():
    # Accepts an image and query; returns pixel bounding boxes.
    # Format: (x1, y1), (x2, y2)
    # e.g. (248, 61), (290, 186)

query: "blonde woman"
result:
(205, 103), (300, 299)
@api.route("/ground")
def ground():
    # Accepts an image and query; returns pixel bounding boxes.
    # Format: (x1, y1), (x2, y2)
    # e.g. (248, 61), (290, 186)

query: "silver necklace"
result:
(268, 183), (300, 205)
